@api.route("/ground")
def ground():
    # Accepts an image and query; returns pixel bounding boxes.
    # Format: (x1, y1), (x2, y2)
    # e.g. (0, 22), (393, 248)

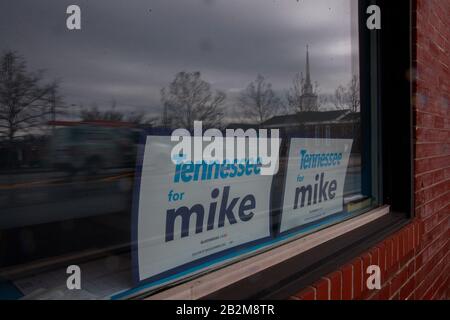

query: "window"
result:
(0, 0), (412, 300)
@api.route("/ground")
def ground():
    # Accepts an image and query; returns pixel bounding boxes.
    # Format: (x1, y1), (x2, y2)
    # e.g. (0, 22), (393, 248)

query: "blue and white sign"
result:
(279, 138), (353, 233)
(134, 135), (276, 285)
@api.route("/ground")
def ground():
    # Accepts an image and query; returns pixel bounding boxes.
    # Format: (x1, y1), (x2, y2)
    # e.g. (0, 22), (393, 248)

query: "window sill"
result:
(145, 205), (390, 300)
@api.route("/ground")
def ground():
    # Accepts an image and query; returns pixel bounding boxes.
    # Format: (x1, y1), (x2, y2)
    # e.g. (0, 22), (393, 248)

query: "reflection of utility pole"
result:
(50, 89), (56, 132)
(162, 103), (168, 129)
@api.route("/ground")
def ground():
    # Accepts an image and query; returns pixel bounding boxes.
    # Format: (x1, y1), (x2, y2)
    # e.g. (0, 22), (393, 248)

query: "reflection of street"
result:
(0, 156), (363, 229)
(11, 251), (132, 300)
(0, 168), (134, 230)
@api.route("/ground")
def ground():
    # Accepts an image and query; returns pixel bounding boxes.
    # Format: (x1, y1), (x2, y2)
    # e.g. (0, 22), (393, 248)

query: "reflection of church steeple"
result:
(304, 45), (313, 94)
(300, 45), (318, 111)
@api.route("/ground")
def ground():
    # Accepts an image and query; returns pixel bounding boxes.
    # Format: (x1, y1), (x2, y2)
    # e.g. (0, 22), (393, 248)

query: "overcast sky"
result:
(0, 0), (359, 118)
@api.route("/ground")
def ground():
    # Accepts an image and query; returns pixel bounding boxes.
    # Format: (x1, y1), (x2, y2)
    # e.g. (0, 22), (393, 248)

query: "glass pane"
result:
(0, 0), (375, 299)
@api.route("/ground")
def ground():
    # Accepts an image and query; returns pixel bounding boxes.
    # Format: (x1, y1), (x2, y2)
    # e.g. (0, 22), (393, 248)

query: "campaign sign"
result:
(134, 135), (276, 285)
(279, 138), (353, 234)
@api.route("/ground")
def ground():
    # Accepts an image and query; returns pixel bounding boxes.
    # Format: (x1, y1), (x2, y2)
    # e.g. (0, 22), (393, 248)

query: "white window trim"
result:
(146, 205), (390, 300)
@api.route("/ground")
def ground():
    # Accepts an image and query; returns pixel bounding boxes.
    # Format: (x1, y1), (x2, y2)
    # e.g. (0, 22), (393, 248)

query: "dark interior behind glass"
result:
(0, 0), (376, 299)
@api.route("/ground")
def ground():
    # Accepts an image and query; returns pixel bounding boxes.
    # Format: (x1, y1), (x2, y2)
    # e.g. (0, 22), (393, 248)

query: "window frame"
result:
(137, 0), (414, 300)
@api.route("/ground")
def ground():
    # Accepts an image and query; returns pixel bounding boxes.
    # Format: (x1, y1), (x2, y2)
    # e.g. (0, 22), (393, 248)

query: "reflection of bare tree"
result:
(333, 85), (347, 110)
(239, 74), (281, 124)
(347, 75), (360, 113)
(80, 103), (124, 122)
(0, 51), (60, 141)
(332, 75), (360, 112)
(161, 71), (226, 130)
(80, 102), (156, 126)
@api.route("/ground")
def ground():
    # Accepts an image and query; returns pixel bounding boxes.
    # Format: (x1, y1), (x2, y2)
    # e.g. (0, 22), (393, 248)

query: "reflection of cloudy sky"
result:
(0, 0), (358, 117)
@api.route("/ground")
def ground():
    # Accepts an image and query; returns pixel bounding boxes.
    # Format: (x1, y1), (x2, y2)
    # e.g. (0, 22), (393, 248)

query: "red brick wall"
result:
(290, 0), (450, 300)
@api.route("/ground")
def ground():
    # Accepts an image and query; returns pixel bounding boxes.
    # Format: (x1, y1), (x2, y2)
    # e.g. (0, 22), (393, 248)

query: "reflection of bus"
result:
(48, 121), (139, 174)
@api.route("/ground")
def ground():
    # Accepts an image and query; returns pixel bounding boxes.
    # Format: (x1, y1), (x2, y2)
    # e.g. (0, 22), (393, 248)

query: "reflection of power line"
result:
(66, 94), (161, 111)
(0, 172), (134, 190)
